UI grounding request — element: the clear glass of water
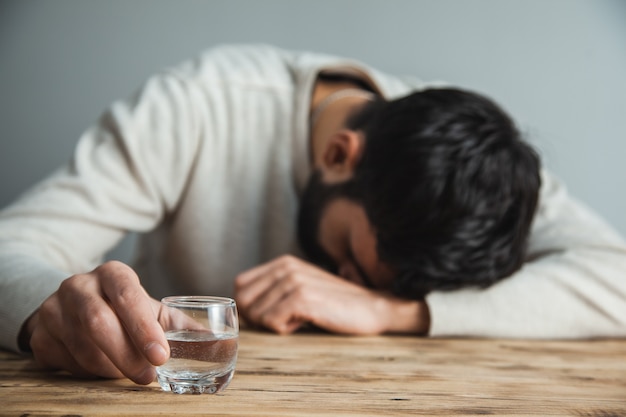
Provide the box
[156,296,239,394]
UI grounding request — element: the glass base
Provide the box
[157,369,234,395]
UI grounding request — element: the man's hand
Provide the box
[22,261,170,384]
[234,255,430,335]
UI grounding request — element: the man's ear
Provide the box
[320,129,363,183]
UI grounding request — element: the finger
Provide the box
[156,300,208,332]
[71,314,144,378]
[96,261,169,366]
[234,258,280,287]
[235,255,297,287]
[235,266,287,310]
[35,270,158,384]
[37,294,125,379]
[53,267,157,384]
[244,274,300,325]
[244,266,350,319]
[58,337,126,380]
[235,257,304,309]
[259,293,311,335]
[70,287,156,384]
[31,324,85,376]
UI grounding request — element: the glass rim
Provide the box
[161,295,236,308]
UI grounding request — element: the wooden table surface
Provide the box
[1,329,625,416]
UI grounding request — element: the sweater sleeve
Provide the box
[426,170,626,339]
[0,71,202,352]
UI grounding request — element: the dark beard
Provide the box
[296,170,362,273]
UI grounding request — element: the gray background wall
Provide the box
[1,0,625,263]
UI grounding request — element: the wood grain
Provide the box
[1,330,625,416]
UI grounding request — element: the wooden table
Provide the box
[1,330,625,416]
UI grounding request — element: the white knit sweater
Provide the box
[1,44,625,351]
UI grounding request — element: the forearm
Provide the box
[426,246,626,339]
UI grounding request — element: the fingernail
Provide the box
[145,341,168,364]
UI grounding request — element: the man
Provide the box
[0,44,624,386]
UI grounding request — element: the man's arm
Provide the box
[0,71,202,355]
[426,171,626,339]
[236,172,626,340]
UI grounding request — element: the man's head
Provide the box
[297,87,541,299]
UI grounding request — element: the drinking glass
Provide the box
[156,296,239,394]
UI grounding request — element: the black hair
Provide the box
[347,88,541,299]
